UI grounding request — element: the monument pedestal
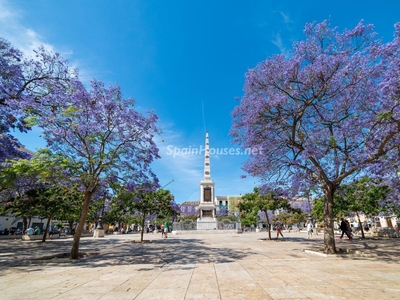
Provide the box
[93,229,105,238]
[197,218,218,230]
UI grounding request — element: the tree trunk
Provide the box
[70,190,92,259]
[265,210,272,240]
[22,217,28,233]
[356,211,365,239]
[140,212,145,242]
[323,189,336,253]
[68,220,74,233]
[42,213,53,243]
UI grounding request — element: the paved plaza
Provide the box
[0,231,399,299]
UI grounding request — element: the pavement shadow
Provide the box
[277,235,400,263]
[83,238,254,268]
[0,237,254,271]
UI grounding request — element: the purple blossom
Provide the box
[231,20,400,253]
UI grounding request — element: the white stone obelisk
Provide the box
[197,132,218,230]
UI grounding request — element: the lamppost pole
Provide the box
[94,193,106,238]
[96,204,104,230]
[307,191,313,224]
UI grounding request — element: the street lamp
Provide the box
[96,214,104,230]
[307,191,313,225]
[96,193,106,230]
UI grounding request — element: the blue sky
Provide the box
[2,0,400,203]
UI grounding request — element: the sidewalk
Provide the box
[0,231,399,299]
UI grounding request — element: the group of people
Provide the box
[160,222,169,238]
[339,218,353,240]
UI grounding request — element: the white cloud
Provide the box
[0,0,56,55]
[0,1,99,87]
[280,12,292,24]
[271,32,289,57]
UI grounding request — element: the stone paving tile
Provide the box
[218,285,273,300]
[134,287,188,300]
[186,283,220,293]
[297,285,356,300]
[99,291,142,300]
[184,292,221,300]
[345,287,398,299]
[0,232,399,299]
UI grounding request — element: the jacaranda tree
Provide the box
[36,80,160,258]
[0,38,76,162]
[114,182,177,242]
[336,178,390,239]
[231,20,400,253]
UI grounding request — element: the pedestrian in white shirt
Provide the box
[306,221,313,239]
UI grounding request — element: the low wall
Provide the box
[172,229,241,235]
[0,232,93,241]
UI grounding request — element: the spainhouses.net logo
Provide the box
[165,145,263,158]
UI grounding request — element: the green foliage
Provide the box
[217,215,237,222]
[289,212,308,226]
[335,177,390,217]
[238,187,290,239]
[240,211,258,226]
[110,184,177,241]
[275,212,290,225]
[0,151,84,238]
[56,222,63,229]
[311,197,325,221]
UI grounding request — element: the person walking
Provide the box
[345,220,353,238]
[339,218,352,240]
[363,221,369,232]
[394,224,399,238]
[276,221,284,239]
[160,224,165,238]
[306,220,313,239]
[164,221,169,238]
[34,226,41,235]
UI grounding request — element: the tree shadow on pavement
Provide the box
[85,238,254,268]
[280,235,400,263]
[0,237,255,271]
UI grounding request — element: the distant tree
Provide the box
[336,177,390,238]
[240,211,258,228]
[216,206,228,217]
[275,212,291,228]
[231,20,400,253]
[26,186,83,242]
[179,204,198,218]
[0,150,83,240]
[115,183,177,242]
[238,187,290,239]
[288,212,308,230]
[311,197,325,222]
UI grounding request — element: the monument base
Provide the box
[197,218,218,230]
[93,229,105,238]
